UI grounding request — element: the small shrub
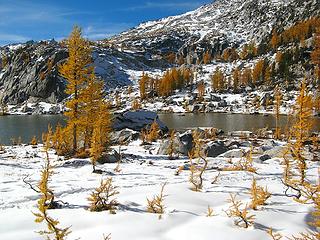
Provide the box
[189,131,208,191]
[33,138,71,240]
[88,178,119,213]
[268,228,282,240]
[223,147,257,173]
[147,121,159,142]
[132,98,141,110]
[206,206,215,217]
[147,183,166,217]
[167,130,178,160]
[250,178,271,210]
[30,136,38,146]
[114,160,122,173]
[226,194,255,228]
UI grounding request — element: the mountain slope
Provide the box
[0,0,319,105]
[0,41,168,104]
[110,0,320,56]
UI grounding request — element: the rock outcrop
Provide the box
[112,110,169,132]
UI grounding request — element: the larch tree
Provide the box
[291,81,313,185]
[232,67,240,92]
[311,28,320,86]
[59,26,94,153]
[270,29,280,50]
[203,51,212,64]
[241,67,252,86]
[211,68,225,92]
[274,86,282,140]
[139,72,149,100]
[81,73,106,149]
[90,101,112,171]
[252,60,264,86]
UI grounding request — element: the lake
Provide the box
[0,115,66,145]
[0,113,319,145]
[158,112,320,132]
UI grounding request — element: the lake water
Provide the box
[0,113,319,145]
[0,115,66,145]
[158,113,320,132]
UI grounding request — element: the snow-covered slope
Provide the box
[1,138,318,240]
[110,0,320,55]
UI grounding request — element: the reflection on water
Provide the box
[158,113,320,133]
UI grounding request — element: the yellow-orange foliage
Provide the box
[211,68,225,92]
[270,29,280,50]
[203,51,212,64]
[250,178,271,210]
[274,86,282,140]
[252,60,265,85]
[189,131,208,191]
[30,136,38,146]
[149,121,160,142]
[147,183,166,217]
[221,47,239,62]
[157,68,192,97]
[33,138,70,240]
[88,177,119,213]
[90,103,111,171]
[232,68,240,92]
[311,28,320,82]
[241,67,253,86]
[59,26,93,153]
[139,72,149,100]
[268,228,283,240]
[281,17,320,44]
[81,73,108,149]
[226,194,255,228]
[291,81,313,184]
[197,81,205,101]
[224,147,257,173]
[132,98,141,110]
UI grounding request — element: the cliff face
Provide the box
[0,40,167,105]
[0,41,68,104]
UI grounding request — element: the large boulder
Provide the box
[110,128,140,144]
[96,149,121,164]
[205,141,229,158]
[158,130,194,156]
[112,110,168,132]
[158,137,182,156]
[179,130,194,155]
[222,149,244,158]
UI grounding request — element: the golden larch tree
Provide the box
[274,86,282,140]
[81,73,106,149]
[59,26,94,153]
[311,28,320,85]
[291,81,313,184]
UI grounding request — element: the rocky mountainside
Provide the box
[0,41,168,105]
[110,0,319,57]
[0,0,319,105]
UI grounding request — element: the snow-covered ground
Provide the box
[0,137,318,240]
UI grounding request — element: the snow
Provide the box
[0,137,318,239]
